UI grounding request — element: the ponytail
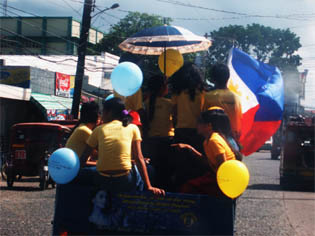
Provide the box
[103,98,132,127]
[121,109,132,127]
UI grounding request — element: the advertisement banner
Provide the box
[0,67,31,88]
[70,75,75,97]
[56,72,74,98]
[54,185,234,235]
[47,109,71,121]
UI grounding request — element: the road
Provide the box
[0,151,314,236]
[235,151,315,236]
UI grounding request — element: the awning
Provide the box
[31,93,73,121]
[0,84,31,101]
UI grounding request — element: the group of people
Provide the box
[65,62,243,197]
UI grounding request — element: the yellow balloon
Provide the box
[217,160,250,199]
[158,49,184,77]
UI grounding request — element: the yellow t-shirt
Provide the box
[145,97,174,137]
[203,89,242,136]
[203,132,235,172]
[114,89,143,111]
[87,120,142,172]
[171,90,203,129]
[66,124,92,158]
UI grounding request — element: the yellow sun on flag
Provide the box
[228,79,243,97]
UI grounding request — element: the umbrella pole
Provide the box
[164,45,167,79]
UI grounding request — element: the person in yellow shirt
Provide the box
[169,62,206,150]
[172,108,242,196]
[168,62,207,190]
[203,63,242,140]
[80,97,164,196]
[143,75,174,189]
[66,101,99,159]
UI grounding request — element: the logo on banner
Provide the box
[56,72,73,98]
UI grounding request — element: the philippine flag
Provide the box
[227,48,284,156]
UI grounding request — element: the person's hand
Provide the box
[148,186,165,196]
[144,157,151,164]
[171,143,192,150]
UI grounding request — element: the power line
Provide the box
[0,27,112,70]
[60,0,82,17]
[155,0,313,21]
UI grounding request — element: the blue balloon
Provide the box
[111,62,143,97]
[48,148,80,184]
[105,94,114,101]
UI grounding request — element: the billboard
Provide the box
[0,67,30,88]
[55,72,74,98]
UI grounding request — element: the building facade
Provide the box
[0,16,104,55]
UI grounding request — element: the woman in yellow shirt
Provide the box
[143,75,174,189]
[169,62,206,150]
[172,108,241,195]
[168,62,207,189]
[80,97,164,196]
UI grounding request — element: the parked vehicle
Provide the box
[280,115,315,188]
[5,121,76,190]
[257,137,273,152]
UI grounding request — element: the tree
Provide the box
[206,24,302,73]
[96,12,172,84]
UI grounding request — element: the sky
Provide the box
[2,0,315,108]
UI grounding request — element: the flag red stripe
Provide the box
[240,120,281,155]
[240,104,260,143]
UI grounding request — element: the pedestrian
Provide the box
[80,97,165,196]
[203,63,242,141]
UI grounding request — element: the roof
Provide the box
[0,53,119,90]
[31,92,73,110]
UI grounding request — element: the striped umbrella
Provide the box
[119,25,211,55]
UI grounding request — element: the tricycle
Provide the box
[5,122,76,190]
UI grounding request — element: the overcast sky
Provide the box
[3,0,315,107]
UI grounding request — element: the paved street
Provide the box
[0,151,314,236]
[235,152,315,236]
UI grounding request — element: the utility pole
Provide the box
[71,0,94,119]
[71,1,119,119]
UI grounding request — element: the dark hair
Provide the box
[69,101,99,135]
[198,109,232,137]
[80,101,99,124]
[169,62,205,101]
[102,97,132,127]
[198,109,243,161]
[209,63,230,88]
[147,75,166,122]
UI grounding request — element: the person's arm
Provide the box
[213,154,225,172]
[132,140,165,196]
[171,143,203,157]
[80,145,93,168]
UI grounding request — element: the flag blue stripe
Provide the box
[231,48,284,121]
[131,25,183,37]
